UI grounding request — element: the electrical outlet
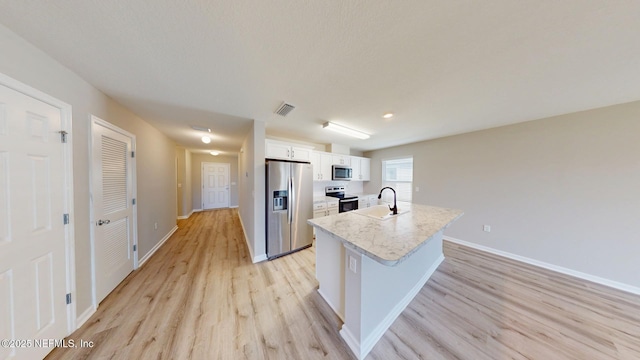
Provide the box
[483,225,491,232]
[415,186,420,192]
[349,256,357,273]
[154,222,158,230]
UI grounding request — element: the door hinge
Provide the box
[131,151,135,158]
[66,293,72,305]
[132,198,136,205]
[59,131,68,143]
[63,213,70,225]
[133,244,137,252]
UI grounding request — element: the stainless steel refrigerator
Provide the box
[266,160,313,259]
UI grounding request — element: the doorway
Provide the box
[90,116,137,305]
[0,73,75,359]
[202,162,230,209]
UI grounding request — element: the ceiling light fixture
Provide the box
[383,112,394,119]
[210,151,220,156]
[322,122,370,139]
[201,136,211,144]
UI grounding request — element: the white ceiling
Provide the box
[2,1,640,153]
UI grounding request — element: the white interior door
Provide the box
[91,117,135,304]
[0,82,69,359]
[202,162,229,209]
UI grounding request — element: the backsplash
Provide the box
[313,181,364,197]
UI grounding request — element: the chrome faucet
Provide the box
[377,187,398,215]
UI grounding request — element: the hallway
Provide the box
[46,209,640,359]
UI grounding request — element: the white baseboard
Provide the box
[253,254,267,262]
[75,305,96,329]
[138,225,178,267]
[177,210,194,220]
[340,327,363,360]
[367,254,444,358]
[192,208,202,212]
[318,289,344,321]
[229,205,239,209]
[444,236,640,296]
[237,214,267,263]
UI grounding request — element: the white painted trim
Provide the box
[192,208,203,212]
[443,236,640,296]
[229,205,239,209]
[237,213,267,263]
[341,254,445,359]
[138,225,179,267]
[339,327,362,360]
[177,210,194,220]
[253,254,268,263]
[75,305,97,329]
[0,73,78,334]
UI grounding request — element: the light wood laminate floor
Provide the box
[47,209,640,359]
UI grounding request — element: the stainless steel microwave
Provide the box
[332,165,352,181]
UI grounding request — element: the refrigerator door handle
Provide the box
[288,176,294,224]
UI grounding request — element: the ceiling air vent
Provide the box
[274,102,295,117]
[191,125,211,132]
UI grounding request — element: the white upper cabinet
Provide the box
[311,151,333,181]
[332,154,351,166]
[266,139,313,162]
[351,156,370,181]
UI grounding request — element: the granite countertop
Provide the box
[313,196,339,203]
[307,202,463,266]
[350,192,378,198]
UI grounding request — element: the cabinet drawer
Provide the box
[327,201,339,209]
[313,202,328,211]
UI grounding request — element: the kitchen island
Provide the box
[307,202,463,360]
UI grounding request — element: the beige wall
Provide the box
[0,24,177,316]
[239,120,266,261]
[191,153,239,209]
[175,147,193,218]
[365,102,640,289]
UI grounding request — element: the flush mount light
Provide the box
[201,136,211,144]
[322,122,370,139]
[383,112,394,119]
[210,151,220,156]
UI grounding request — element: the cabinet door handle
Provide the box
[292,150,295,158]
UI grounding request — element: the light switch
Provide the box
[349,256,357,273]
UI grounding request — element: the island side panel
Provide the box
[341,231,445,359]
[315,228,346,320]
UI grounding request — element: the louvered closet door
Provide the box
[92,118,134,304]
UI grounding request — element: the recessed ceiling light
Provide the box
[383,113,394,119]
[322,122,370,139]
[210,151,219,156]
[201,136,211,144]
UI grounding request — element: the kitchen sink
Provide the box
[353,205,410,220]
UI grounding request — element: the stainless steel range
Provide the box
[325,186,358,213]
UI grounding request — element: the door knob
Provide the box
[97,219,111,226]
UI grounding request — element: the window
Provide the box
[381,157,413,203]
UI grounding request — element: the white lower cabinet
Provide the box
[357,194,379,209]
